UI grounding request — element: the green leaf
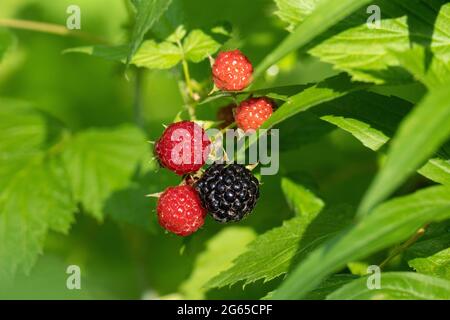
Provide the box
[132,40,183,69]
[260,74,370,130]
[272,186,450,299]
[393,45,450,89]
[64,40,182,69]
[309,1,450,84]
[311,92,450,186]
[166,25,187,43]
[263,274,358,300]
[127,0,173,64]
[63,45,128,62]
[183,29,221,63]
[254,0,373,79]
[274,0,322,32]
[405,221,450,263]
[180,227,256,299]
[314,92,413,152]
[327,272,450,300]
[62,125,150,221]
[419,158,450,186]
[409,248,450,281]
[281,177,324,221]
[321,115,388,151]
[359,86,450,216]
[0,101,76,281]
[207,205,354,289]
[0,28,14,61]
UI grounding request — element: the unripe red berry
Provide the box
[235,97,274,131]
[212,50,253,91]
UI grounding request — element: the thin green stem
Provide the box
[379,224,428,269]
[181,59,195,100]
[133,68,145,128]
[0,18,107,43]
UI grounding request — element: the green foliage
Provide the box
[180,227,256,299]
[127,0,173,64]
[0,28,14,61]
[409,248,450,280]
[1,0,450,300]
[62,126,150,221]
[254,0,373,78]
[327,272,450,300]
[208,204,354,289]
[359,86,450,215]
[309,1,450,84]
[66,29,222,70]
[0,101,76,281]
[272,186,450,299]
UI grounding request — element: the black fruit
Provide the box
[194,163,260,223]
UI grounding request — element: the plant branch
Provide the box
[0,18,107,43]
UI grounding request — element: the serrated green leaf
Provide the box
[62,125,149,221]
[309,1,450,84]
[311,92,450,186]
[207,205,354,289]
[183,30,220,63]
[409,248,450,280]
[274,0,322,32]
[0,101,76,281]
[260,74,370,130]
[272,186,450,299]
[392,46,450,89]
[254,0,373,79]
[127,0,173,64]
[281,177,324,221]
[327,272,450,300]
[180,227,256,299]
[132,40,183,69]
[359,86,450,216]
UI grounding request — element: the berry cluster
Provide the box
[212,50,274,131]
[154,49,271,236]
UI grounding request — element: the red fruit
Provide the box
[155,121,211,175]
[212,50,253,91]
[157,185,207,236]
[235,97,274,131]
[217,103,236,129]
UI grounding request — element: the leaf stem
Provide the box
[133,68,145,128]
[379,224,429,269]
[0,18,107,43]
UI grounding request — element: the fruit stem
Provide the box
[0,18,107,43]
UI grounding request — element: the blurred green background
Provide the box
[0,0,423,299]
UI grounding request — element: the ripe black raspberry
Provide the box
[194,164,260,223]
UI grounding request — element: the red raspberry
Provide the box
[155,121,211,175]
[217,103,236,129]
[157,185,207,236]
[212,50,253,91]
[235,97,274,131]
